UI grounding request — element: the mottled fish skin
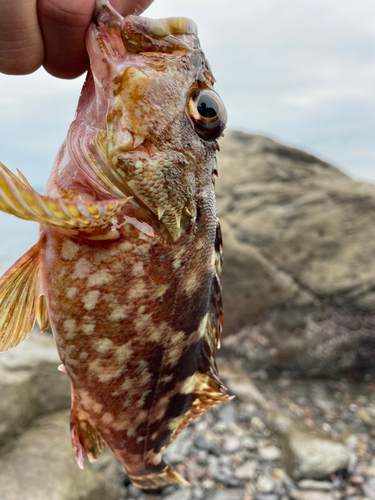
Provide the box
[0,0,228,489]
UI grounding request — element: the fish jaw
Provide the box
[73,5,222,241]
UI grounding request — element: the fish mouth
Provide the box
[93,0,198,53]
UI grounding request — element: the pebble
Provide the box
[297,480,334,491]
[255,495,280,500]
[194,434,215,454]
[224,437,241,452]
[256,475,276,493]
[259,445,281,461]
[242,436,258,450]
[362,477,375,500]
[205,489,246,500]
[163,487,192,500]
[362,467,375,477]
[127,484,143,498]
[234,460,257,480]
[289,490,336,500]
[218,404,238,423]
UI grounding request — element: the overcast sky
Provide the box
[0,0,374,267]
[1,0,375,187]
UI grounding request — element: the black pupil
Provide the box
[197,94,218,119]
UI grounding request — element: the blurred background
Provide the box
[1,1,375,500]
[0,0,375,272]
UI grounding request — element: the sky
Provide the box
[0,0,374,268]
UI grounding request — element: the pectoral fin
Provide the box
[0,242,41,352]
[0,163,130,230]
[37,295,50,331]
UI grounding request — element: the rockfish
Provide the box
[0,0,228,489]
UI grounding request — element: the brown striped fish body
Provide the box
[0,0,228,489]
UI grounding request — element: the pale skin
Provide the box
[0,0,154,79]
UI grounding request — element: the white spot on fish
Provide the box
[102,412,114,424]
[95,338,114,354]
[110,304,130,321]
[61,240,80,260]
[132,261,145,277]
[66,287,78,299]
[128,281,146,299]
[82,290,100,310]
[135,313,152,331]
[63,319,76,339]
[87,269,113,287]
[73,258,93,279]
[88,359,123,382]
[119,241,134,252]
[134,244,149,255]
[82,323,95,335]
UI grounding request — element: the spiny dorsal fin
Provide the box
[0,242,41,352]
[0,163,130,230]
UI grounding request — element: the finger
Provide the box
[110,0,155,17]
[37,0,95,79]
[38,0,155,79]
[0,0,44,75]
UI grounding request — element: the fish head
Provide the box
[80,1,227,241]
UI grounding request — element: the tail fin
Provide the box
[129,465,189,489]
[0,242,42,351]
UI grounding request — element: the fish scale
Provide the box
[0,0,228,489]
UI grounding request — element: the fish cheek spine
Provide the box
[0,0,228,490]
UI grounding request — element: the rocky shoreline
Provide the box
[1,330,375,500]
[1,131,375,500]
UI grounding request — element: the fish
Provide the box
[0,0,229,489]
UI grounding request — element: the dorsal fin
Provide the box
[0,163,130,230]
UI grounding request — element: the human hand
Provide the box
[0,0,154,79]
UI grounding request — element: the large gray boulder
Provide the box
[217,131,375,373]
[0,328,70,445]
[0,411,122,500]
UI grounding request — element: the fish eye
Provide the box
[187,89,227,141]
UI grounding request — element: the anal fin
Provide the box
[70,402,107,468]
[0,163,130,230]
[0,242,41,352]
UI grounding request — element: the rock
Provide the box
[269,412,355,481]
[256,475,276,493]
[258,445,281,461]
[217,131,375,374]
[217,364,269,409]
[223,437,241,452]
[289,491,336,500]
[297,480,333,491]
[163,487,192,500]
[194,434,216,454]
[362,477,375,500]
[255,495,280,500]
[205,489,246,500]
[218,403,238,423]
[356,407,375,427]
[0,411,121,500]
[0,328,70,445]
[234,460,257,480]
